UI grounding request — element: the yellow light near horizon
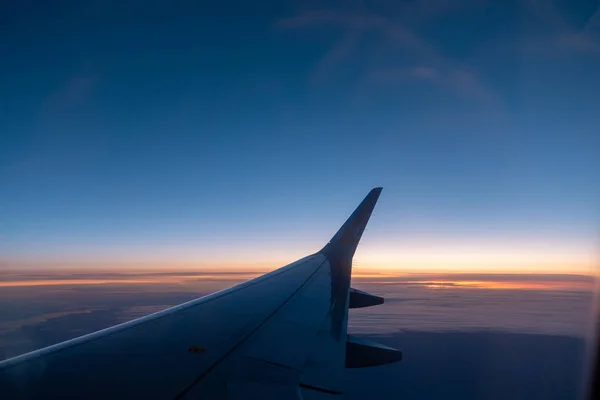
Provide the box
[0,273,262,288]
[354,241,598,275]
[0,279,158,287]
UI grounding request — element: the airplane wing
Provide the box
[0,187,401,399]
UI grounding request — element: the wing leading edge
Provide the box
[0,187,397,399]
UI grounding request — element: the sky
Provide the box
[1,0,599,274]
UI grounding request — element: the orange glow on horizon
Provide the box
[0,266,594,292]
[0,279,158,287]
[410,280,594,291]
[1,237,597,276]
[0,273,262,288]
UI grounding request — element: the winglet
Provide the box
[320,187,382,263]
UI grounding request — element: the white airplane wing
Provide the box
[0,187,401,399]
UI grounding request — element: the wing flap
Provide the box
[349,288,384,308]
[345,335,402,368]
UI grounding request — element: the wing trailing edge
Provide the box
[345,335,402,368]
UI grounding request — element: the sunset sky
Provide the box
[1,1,598,276]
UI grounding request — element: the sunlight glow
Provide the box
[355,239,598,275]
[413,280,593,291]
[0,273,261,288]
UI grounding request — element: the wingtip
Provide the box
[321,187,383,260]
[367,187,383,206]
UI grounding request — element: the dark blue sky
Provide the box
[1,0,598,272]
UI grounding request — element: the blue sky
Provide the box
[1,0,598,272]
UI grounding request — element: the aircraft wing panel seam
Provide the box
[173,258,329,399]
[299,382,343,395]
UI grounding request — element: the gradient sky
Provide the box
[1,1,599,273]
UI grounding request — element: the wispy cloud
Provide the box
[556,32,600,54]
[0,68,105,177]
[522,0,600,55]
[367,66,438,83]
[570,5,600,54]
[586,5,600,33]
[275,7,503,111]
[42,70,98,115]
[276,0,600,115]
[411,66,438,79]
[309,31,362,85]
[0,310,100,336]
